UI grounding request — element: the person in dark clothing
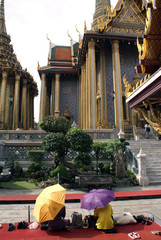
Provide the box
[48,206,73,232]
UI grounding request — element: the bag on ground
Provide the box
[71,211,82,227]
[114,212,137,225]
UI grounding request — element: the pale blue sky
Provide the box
[4,0,118,122]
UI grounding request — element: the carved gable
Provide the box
[105,0,145,37]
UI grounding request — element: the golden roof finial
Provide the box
[46,33,51,44]
[67,31,73,56]
[37,61,40,70]
[84,20,87,32]
[75,25,82,49]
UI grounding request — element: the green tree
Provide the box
[92,141,107,173]
[40,116,72,168]
[66,127,93,168]
[39,115,71,134]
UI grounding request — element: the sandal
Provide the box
[128,232,141,239]
[151,231,161,235]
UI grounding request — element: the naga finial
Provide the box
[46,34,51,44]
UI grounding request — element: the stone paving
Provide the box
[0,185,161,224]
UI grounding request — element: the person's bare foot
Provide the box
[65,226,73,232]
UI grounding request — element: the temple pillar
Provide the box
[26,84,30,129]
[50,76,55,115]
[80,66,84,128]
[82,64,86,129]
[12,73,20,129]
[78,74,81,128]
[88,39,97,129]
[0,71,7,129]
[39,73,47,121]
[112,40,124,133]
[21,79,27,129]
[86,52,89,129]
[54,73,60,116]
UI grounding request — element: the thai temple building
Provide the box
[0,0,38,130]
[126,0,161,136]
[38,0,148,136]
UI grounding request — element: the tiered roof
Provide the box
[0,0,38,95]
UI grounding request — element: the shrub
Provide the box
[42,133,69,158]
[126,170,138,185]
[73,153,92,166]
[27,150,45,163]
[39,116,71,134]
[50,165,70,180]
[66,127,93,153]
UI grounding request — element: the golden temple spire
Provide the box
[0,0,7,34]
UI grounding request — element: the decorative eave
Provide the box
[78,32,139,66]
[38,64,78,77]
[136,0,161,74]
[126,67,161,108]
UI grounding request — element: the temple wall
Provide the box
[119,42,139,88]
[105,41,140,124]
[59,75,78,123]
[105,42,113,123]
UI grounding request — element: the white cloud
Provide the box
[4,0,118,122]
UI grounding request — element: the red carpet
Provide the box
[0,222,161,240]
[0,189,161,203]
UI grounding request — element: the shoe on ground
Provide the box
[128,232,141,239]
[8,223,15,231]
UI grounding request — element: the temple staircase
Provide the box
[128,131,161,184]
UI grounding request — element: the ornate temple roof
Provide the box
[38,41,79,75]
[0,0,38,96]
[137,0,161,74]
[90,0,145,36]
[0,0,22,72]
[126,0,161,110]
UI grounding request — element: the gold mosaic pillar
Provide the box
[54,73,60,116]
[112,40,124,133]
[82,64,86,129]
[0,71,7,129]
[26,84,30,129]
[50,76,55,115]
[78,74,81,128]
[39,73,47,121]
[80,65,84,128]
[86,52,89,129]
[12,73,20,129]
[88,39,97,129]
[21,79,27,129]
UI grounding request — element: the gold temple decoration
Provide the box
[84,20,87,32]
[97,18,105,32]
[96,0,125,32]
[136,107,161,134]
[63,104,73,122]
[75,25,82,49]
[67,31,73,56]
[123,75,132,97]
[37,61,40,70]
[137,37,149,61]
[143,100,161,124]
[46,33,51,44]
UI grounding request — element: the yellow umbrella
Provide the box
[33,184,66,223]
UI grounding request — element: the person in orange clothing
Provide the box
[94,203,117,234]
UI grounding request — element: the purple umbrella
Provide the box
[80,189,115,210]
